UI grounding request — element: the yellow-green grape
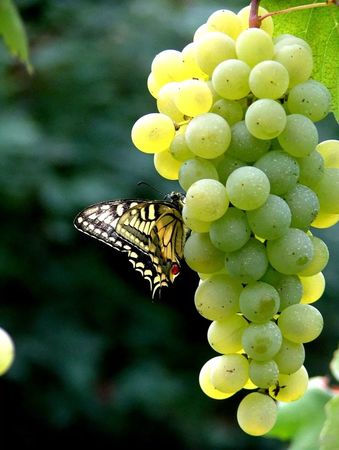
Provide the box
[274,34,312,52]
[151,49,191,86]
[181,42,208,80]
[185,113,231,159]
[237,5,274,36]
[182,206,211,233]
[206,9,242,39]
[236,28,274,67]
[156,82,186,123]
[193,23,209,42]
[269,366,309,402]
[169,132,195,162]
[283,184,319,230]
[274,338,305,375]
[229,120,272,163]
[179,157,219,191]
[193,273,242,320]
[314,168,339,213]
[274,44,313,88]
[242,321,282,361]
[194,31,236,76]
[249,359,279,389]
[278,304,323,343]
[131,113,175,153]
[317,139,339,168]
[239,281,280,323]
[261,266,303,310]
[249,60,289,99]
[237,392,277,436]
[216,154,246,184]
[207,314,249,354]
[300,272,326,304]
[245,99,287,140]
[211,99,244,125]
[298,236,329,276]
[174,79,213,117]
[210,354,249,393]
[311,210,339,228]
[199,357,235,399]
[0,328,15,375]
[184,233,225,275]
[278,114,319,158]
[153,150,181,180]
[147,72,161,98]
[212,59,251,100]
[297,150,324,189]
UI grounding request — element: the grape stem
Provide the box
[249,0,338,28]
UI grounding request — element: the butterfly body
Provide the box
[74,192,189,298]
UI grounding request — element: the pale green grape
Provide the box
[178,157,219,191]
[206,9,242,39]
[261,267,303,310]
[278,304,323,343]
[242,321,282,361]
[249,359,279,389]
[227,121,270,163]
[131,113,175,153]
[287,80,331,122]
[182,205,211,233]
[185,178,229,221]
[297,150,324,188]
[207,314,249,354]
[0,328,15,375]
[184,233,225,275]
[311,210,339,229]
[249,60,289,99]
[239,281,280,323]
[269,366,309,402]
[267,228,313,274]
[209,207,251,252]
[236,28,274,67]
[211,99,243,125]
[283,184,320,230]
[156,82,186,123]
[300,272,325,304]
[199,357,235,399]
[274,44,313,87]
[254,150,300,195]
[194,273,242,320]
[317,139,339,169]
[193,23,209,42]
[210,354,249,393]
[212,59,251,100]
[245,99,287,140]
[153,149,181,180]
[195,31,236,76]
[175,79,213,117]
[237,6,274,36]
[246,194,291,240]
[274,34,311,52]
[169,132,195,162]
[314,168,339,213]
[181,42,208,80]
[225,238,268,283]
[237,392,277,436]
[278,114,318,157]
[274,338,305,375]
[225,166,270,210]
[151,49,191,85]
[185,113,231,159]
[147,72,161,98]
[216,154,246,184]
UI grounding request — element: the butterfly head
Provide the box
[165,191,185,210]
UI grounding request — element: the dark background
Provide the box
[0,0,338,448]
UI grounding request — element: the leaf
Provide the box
[320,395,339,450]
[0,0,32,73]
[261,0,339,121]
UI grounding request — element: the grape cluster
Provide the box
[131,5,338,436]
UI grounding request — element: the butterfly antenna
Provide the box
[137,181,164,197]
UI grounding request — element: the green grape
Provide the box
[287,80,331,122]
[283,184,320,230]
[0,328,15,375]
[207,314,249,354]
[274,44,313,87]
[212,59,251,100]
[185,179,229,221]
[236,28,274,67]
[261,267,303,310]
[249,359,279,389]
[182,205,211,233]
[156,82,186,123]
[267,228,313,274]
[246,194,291,240]
[227,121,270,163]
[225,166,270,210]
[178,157,219,191]
[193,23,209,42]
[210,354,249,393]
[181,42,208,80]
[242,321,282,361]
[216,154,246,184]
[184,233,225,275]
[300,272,325,304]
[131,113,175,153]
[151,49,191,86]
[194,273,242,320]
[237,392,277,436]
[169,132,195,162]
[311,210,339,229]
[274,34,311,52]
[317,139,339,169]
[274,338,305,375]
[225,238,268,283]
[209,207,251,252]
[239,281,280,323]
[153,149,181,180]
[174,79,213,117]
[314,168,339,213]
[254,150,300,195]
[147,72,161,98]
[185,113,231,159]
[269,366,309,402]
[199,357,235,399]
[206,9,242,39]
[278,304,323,343]
[245,99,287,140]
[297,150,324,188]
[237,6,274,36]
[195,31,236,76]
[278,114,319,157]
[249,60,289,99]
[211,98,244,125]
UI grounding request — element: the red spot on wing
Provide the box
[171,263,180,276]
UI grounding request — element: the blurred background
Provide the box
[0,0,338,448]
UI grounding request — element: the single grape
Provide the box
[274,34,311,52]
[182,205,211,233]
[210,354,249,393]
[300,272,326,304]
[237,393,277,436]
[316,139,339,169]
[209,207,250,252]
[199,357,235,399]
[184,232,225,274]
[274,338,305,375]
[278,304,323,343]
[131,113,175,153]
[174,79,213,117]
[249,359,279,389]
[151,49,191,85]
[156,82,186,123]
[314,168,339,213]
[274,44,313,87]
[195,31,236,76]
[283,184,320,230]
[147,72,161,98]
[169,132,195,162]
[216,154,246,184]
[207,314,249,354]
[278,114,319,158]
[261,267,303,310]
[269,366,309,402]
[239,281,280,323]
[212,59,251,100]
[211,99,244,125]
[0,328,15,375]
[153,149,182,180]
[287,80,331,122]
[206,9,242,39]
[311,210,339,229]
[245,99,287,140]
[236,28,274,67]
[181,42,208,80]
[242,321,282,361]
[298,236,329,276]
[297,150,324,188]
[249,60,289,99]
[178,157,219,191]
[227,121,271,163]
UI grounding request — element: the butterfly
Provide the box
[74,192,190,298]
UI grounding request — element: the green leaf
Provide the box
[0,0,32,73]
[329,347,339,381]
[320,395,339,450]
[261,0,339,121]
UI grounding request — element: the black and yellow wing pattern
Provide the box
[74,192,189,298]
